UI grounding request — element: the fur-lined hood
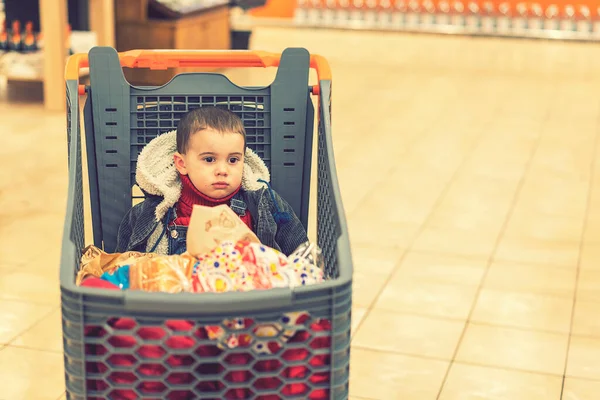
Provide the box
[136,130,270,221]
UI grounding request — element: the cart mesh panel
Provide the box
[131,95,271,187]
[83,312,332,399]
[66,83,85,266]
[316,89,340,280]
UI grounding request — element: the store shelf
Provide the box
[0,31,95,82]
[291,1,600,42]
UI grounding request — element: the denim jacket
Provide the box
[114,130,308,256]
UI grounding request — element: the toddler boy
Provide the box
[115,106,308,256]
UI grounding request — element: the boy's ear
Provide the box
[173,153,188,175]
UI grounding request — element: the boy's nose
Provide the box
[215,164,228,176]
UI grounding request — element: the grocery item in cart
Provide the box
[187,203,260,258]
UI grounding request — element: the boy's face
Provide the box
[174,129,244,199]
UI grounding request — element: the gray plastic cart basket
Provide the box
[61,46,352,400]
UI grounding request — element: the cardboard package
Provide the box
[186,204,260,257]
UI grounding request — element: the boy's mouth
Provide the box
[212,182,229,189]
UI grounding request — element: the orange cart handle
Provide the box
[66,49,331,93]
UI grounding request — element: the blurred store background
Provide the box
[2,0,600,109]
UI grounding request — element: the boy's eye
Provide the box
[229,157,240,164]
[203,157,215,163]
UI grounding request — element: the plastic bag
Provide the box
[190,240,325,294]
[129,253,196,293]
[289,241,326,272]
[77,245,154,285]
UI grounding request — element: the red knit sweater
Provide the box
[171,174,252,230]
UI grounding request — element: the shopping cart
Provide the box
[61,46,353,399]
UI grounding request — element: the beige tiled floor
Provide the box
[2,26,600,399]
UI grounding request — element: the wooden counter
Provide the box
[115,0,231,86]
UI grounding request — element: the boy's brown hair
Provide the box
[176,106,246,154]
